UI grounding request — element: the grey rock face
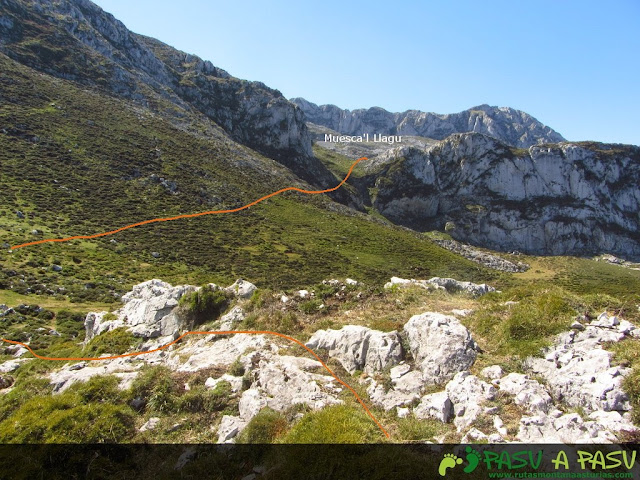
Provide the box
[84,279,195,342]
[497,373,553,414]
[292,98,565,149]
[370,134,640,260]
[517,412,617,443]
[445,372,497,431]
[224,280,257,300]
[403,312,478,384]
[414,391,453,423]
[306,325,403,374]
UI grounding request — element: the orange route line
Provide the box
[10,156,368,250]
[1,330,390,438]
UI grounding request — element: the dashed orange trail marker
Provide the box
[6,156,389,436]
[10,157,368,250]
[1,330,390,438]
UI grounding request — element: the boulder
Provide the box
[497,373,553,414]
[224,279,257,299]
[480,365,503,381]
[84,279,195,342]
[139,417,160,432]
[306,325,403,374]
[255,355,342,413]
[414,391,453,422]
[403,312,478,384]
[218,306,245,330]
[366,378,421,411]
[49,361,139,393]
[217,415,247,443]
[84,312,124,343]
[517,412,617,443]
[239,388,268,420]
[120,279,193,340]
[445,371,496,431]
[175,334,269,372]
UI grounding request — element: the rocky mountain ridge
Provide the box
[355,133,640,260]
[0,0,345,193]
[292,97,566,148]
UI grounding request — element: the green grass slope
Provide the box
[0,53,492,306]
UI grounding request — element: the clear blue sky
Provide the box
[92,0,640,145]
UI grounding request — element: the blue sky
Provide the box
[92,0,640,145]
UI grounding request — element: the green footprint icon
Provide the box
[463,446,481,474]
[438,453,463,476]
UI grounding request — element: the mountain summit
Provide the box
[291,98,565,148]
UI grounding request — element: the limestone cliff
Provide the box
[366,134,640,259]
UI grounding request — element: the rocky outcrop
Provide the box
[291,98,564,148]
[432,238,529,273]
[369,134,640,260]
[383,276,495,296]
[403,312,478,384]
[84,279,195,343]
[446,372,497,431]
[216,351,343,442]
[526,312,636,414]
[306,325,403,374]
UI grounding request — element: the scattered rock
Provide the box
[426,277,495,296]
[384,276,494,296]
[0,375,14,389]
[139,417,160,432]
[51,264,63,272]
[462,428,489,443]
[432,238,529,272]
[404,312,478,384]
[517,412,616,443]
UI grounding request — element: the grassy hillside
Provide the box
[0,53,494,306]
